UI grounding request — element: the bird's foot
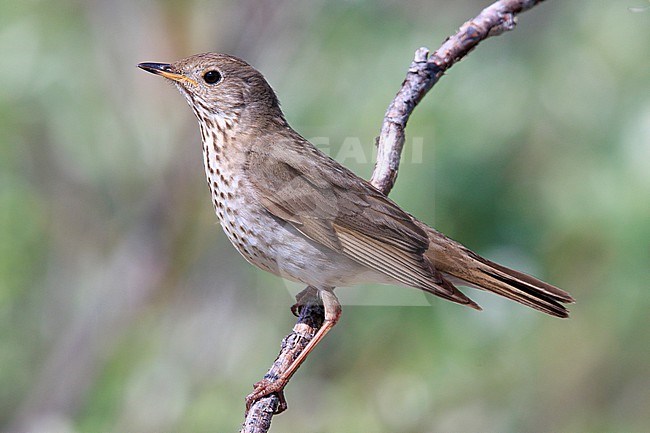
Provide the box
[245,378,288,415]
[290,286,320,317]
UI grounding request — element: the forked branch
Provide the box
[241,1,546,431]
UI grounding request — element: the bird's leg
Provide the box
[290,285,320,317]
[246,289,342,414]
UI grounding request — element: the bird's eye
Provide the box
[203,70,222,84]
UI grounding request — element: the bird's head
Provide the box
[138,52,284,125]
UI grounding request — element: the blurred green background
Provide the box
[1,1,649,432]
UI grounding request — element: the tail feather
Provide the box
[472,266,570,318]
[478,255,575,303]
[423,227,574,318]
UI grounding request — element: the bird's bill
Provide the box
[137,62,198,86]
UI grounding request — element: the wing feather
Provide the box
[243,134,477,306]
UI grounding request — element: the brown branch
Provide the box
[241,0,546,430]
[371,0,545,192]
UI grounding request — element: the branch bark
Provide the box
[241,0,546,431]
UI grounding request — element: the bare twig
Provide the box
[371,0,545,192]
[241,291,323,432]
[241,0,546,430]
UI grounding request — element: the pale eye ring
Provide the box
[203,70,222,84]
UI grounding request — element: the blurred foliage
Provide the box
[1,0,649,432]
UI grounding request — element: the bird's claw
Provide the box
[245,379,288,415]
[290,302,302,318]
[291,286,320,317]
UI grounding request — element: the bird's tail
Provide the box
[423,226,575,318]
